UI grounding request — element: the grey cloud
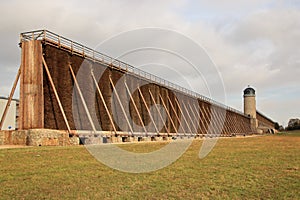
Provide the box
[0,0,298,125]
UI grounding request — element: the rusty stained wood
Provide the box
[0,67,21,130]
[42,56,71,133]
[19,40,44,129]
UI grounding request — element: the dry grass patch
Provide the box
[0,132,299,199]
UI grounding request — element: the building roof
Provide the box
[243,86,255,96]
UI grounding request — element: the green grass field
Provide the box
[0,131,299,199]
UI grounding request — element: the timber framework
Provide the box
[0,30,276,145]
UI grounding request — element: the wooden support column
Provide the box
[159,94,178,134]
[137,87,159,134]
[149,89,170,135]
[223,112,231,136]
[109,76,134,134]
[231,114,237,133]
[19,40,44,130]
[178,99,198,134]
[69,64,97,133]
[187,102,201,134]
[124,81,147,134]
[91,71,117,134]
[201,103,211,135]
[212,107,226,136]
[191,102,205,135]
[0,67,21,130]
[42,56,71,133]
[229,113,237,133]
[167,95,187,134]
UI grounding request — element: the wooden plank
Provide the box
[42,56,71,133]
[187,101,200,134]
[124,81,147,134]
[0,67,21,130]
[19,40,44,129]
[179,99,198,134]
[173,97,193,134]
[194,102,204,134]
[166,95,186,134]
[69,64,97,133]
[91,71,117,134]
[109,76,134,134]
[137,87,159,133]
[148,89,170,135]
[159,94,178,134]
[200,103,211,135]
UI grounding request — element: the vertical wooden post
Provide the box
[0,67,21,130]
[19,40,44,130]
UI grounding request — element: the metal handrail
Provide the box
[20,30,248,118]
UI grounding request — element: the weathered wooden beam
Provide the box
[148,89,170,135]
[213,107,226,135]
[167,95,187,134]
[91,71,117,134]
[0,67,21,130]
[69,64,97,133]
[178,99,198,134]
[42,56,71,133]
[191,102,204,135]
[159,94,178,134]
[137,87,159,133]
[187,101,200,134]
[201,103,211,135]
[124,80,147,134]
[109,76,134,134]
[19,40,44,129]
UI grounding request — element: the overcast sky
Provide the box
[0,0,299,126]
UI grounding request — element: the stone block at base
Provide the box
[0,129,80,146]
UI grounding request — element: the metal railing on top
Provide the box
[20,30,248,117]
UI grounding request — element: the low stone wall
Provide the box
[0,129,79,146]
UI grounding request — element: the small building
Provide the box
[0,97,19,130]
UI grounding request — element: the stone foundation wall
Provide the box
[0,129,79,146]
